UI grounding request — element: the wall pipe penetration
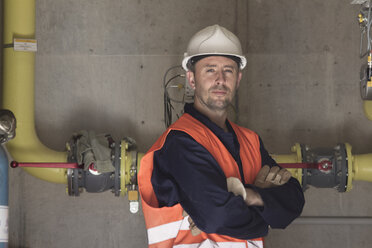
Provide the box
[2,0,372,226]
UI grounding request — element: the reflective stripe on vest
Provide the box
[139,113,264,247]
[173,239,263,248]
[148,217,190,245]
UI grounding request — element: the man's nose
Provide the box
[215,70,226,84]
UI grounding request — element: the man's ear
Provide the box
[187,71,196,89]
[236,71,242,89]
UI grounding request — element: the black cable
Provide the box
[163,66,183,128]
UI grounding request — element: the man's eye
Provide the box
[224,69,233,73]
[206,69,215,73]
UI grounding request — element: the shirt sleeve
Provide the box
[259,136,278,168]
[251,137,305,228]
[152,130,269,240]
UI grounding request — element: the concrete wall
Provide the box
[2,0,372,247]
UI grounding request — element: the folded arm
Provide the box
[152,131,269,239]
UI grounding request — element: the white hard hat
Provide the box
[182,24,247,71]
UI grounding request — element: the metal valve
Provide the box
[360,54,372,99]
[10,132,143,214]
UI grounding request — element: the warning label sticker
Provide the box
[13,38,37,52]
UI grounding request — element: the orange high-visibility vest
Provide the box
[138,113,264,248]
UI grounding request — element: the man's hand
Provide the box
[254,165,292,189]
[227,177,264,206]
[182,210,202,236]
[244,188,264,206]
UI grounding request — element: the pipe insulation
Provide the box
[2,0,67,184]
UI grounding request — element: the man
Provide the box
[139,25,305,248]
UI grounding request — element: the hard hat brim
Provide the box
[182,53,247,71]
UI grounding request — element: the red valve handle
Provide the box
[279,160,332,172]
[10,161,81,169]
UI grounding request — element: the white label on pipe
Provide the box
[0,206,8,242]
[13,38,37,52]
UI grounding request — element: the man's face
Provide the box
[187,56,242,112]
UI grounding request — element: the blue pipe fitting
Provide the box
[0,145,9,247]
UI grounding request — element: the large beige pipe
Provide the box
[2,0,67,184]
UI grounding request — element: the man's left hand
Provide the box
[254,165,292,189]
[183,210,202,236]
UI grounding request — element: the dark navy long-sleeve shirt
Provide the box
[151,103,304,239]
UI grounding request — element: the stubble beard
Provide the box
[196,84,236,112]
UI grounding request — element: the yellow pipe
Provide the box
[353,152,372,182]
[344,143,354,192]
[271,143,303,184]
[272,143,372,191]
[120,139,144,196]
[363,101,372,121]
[2,0,67,184]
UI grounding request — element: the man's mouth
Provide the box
[211,90,227,96]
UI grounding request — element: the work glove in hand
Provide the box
[254,165,292,188]
[227,177,263,206]
[226,177,247,200]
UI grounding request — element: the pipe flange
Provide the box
[335,144,348,192]
[66,168,80,196]
[114,142,121,196]
[360,64,372,100]
[67,168,74,196]
[301,144,312,191]
[73,168,80,196]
